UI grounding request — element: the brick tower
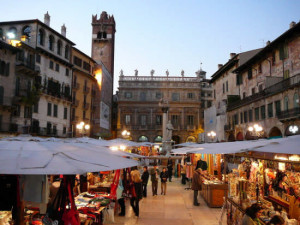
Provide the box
[91,11,116,77]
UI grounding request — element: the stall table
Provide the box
[200,181,227,208]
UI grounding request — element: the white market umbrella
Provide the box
[0,140,139,175]
[174,142,199,148]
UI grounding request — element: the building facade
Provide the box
[117,70,212,144]
[71,47,96,137]
[0,13,75,137]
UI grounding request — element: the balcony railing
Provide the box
[227,73,300,111]
[16,57,40,75]
[277,107,300,121]
[120,76,202,82]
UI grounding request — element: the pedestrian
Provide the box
[141,166,149,197]
[195,158,208,171]
[191,168,202,206]
[241,203,263,225]
[150,164,160,196]
[117,171,126,216]
[167,157,173,182]
[130,167,143,217]
[181,163,187,185]
[160,167,168,195]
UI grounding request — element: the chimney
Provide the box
[61,24,66,37]
[230,53,236,59]
[290,21,296,29]
[218,64,223,69]
[266,40,271,45]
[44,12,50,26]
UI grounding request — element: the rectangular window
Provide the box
[268,103,273,118]
[49,60,54,69]
[71,108,75,121]
[36,54,41,63]
[47,122,52,135]
[53,104,58,117]
[156,115,162,125]
[53,125,57,136]
[240,112,243,124]
[156,92,162,99]
[248,109,253,122]
[124,92,132,99]
[223,83,225,93]
[236,74,243,85]
[255,107,260,121]
[63,127,66,134]
[261,105,266,119]
[171,115,179,125]
[279,44,288,60]
[187,115,194,125]
[83,111,86,120]
[248,68,252,79]
[65,68,69,76]
[55,63,59,72]
[73,56,82,67]
[140,115,147,125]
[187,93,194,99]
[47,102,52,116]
[64,107,67,119]
[226,81,228,92]
[214,89,216,99]
[258,64,262,73]
[83,61,91,72]
[233,114,238,126]
[33,102,39,113]
[24,106,32,118]
[244,111,248,123]
[275,100,281,117]
[125,115,131,125]
[172,93,180,101]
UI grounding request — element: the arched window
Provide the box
[102,32,107,39]
[284,96,289,111]
[97,32,102,39]
[138,136,149,142]
[65,45,69,59]
[22,26,31,39]
[57,40,62,55]
[38,29,44,46]
[7,27,17,39]
[294,93,299,108]
[154,136,162,143]
[48,35,54,51]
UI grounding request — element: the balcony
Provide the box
[83,103,90,110]
[227,73,300,111]
[72,82,80,89]
[72,99,79,107]
[83,86,90,94]
[16,58,40,76]
[277,108,300,121]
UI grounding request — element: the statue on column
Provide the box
[150,69,155,77]
[166,120,174,141]
[120,69,124,76]
[181,70,185,77]
[166,70,169,77]
[134,69,138,77]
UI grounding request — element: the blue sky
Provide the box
[1,0,299,93]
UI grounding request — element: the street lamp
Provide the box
[76,121,90,137]
[122,130,130,139]
[207,131,216,142]
[289,125,299,134]
[248,124,263,139]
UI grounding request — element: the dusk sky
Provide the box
[1,0,299,93]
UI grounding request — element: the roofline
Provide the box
[0,19,75,45]
[210,55,239,83]
[73,47,97,63]
[233,21,300,73]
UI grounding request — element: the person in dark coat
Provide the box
[150,165,160,196]
[130,167,143,217]
[196,159,208,171]
[191,168,202,206]
[141,166,149,197]
[160,167,168,195]
[167,157,173,182]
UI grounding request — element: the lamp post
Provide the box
[207,131,216,142]
[121,130,130,140]
[76,121,90,137]
[248,124,263,139]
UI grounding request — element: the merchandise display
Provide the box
[226,154,300,224]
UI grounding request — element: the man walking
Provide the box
[191,168,202,206]
[160,167,168,195]
[141,166,149,197]
[150,165,159,196]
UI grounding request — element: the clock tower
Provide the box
[91,11,116,77]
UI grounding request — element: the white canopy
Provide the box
[0,139,139,175]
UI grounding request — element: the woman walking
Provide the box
[160,167,168,195]
[130,167,143,217]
